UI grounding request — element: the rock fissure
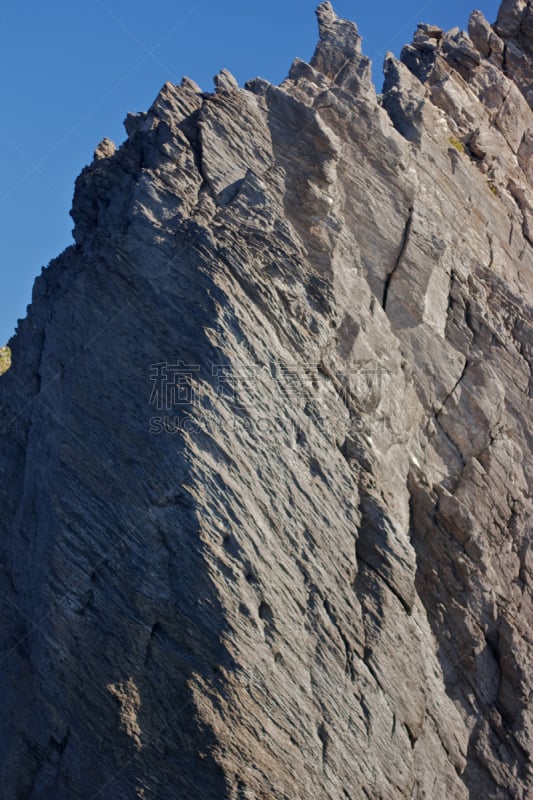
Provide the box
[382,206,414,311]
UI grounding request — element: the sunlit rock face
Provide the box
[0,1,531,798]
[0,347,10,375]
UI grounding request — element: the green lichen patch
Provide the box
[448,136,465,153]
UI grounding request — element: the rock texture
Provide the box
[0,1,532,798]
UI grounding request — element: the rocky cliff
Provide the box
[0,1,532,797]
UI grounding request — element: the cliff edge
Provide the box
[0,1,531,797]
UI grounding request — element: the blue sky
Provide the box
[0,0,502,345]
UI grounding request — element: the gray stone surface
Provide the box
[0,1,531,798]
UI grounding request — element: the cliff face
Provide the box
[0,1,532,798]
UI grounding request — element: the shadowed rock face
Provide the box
[0,1,532,797]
